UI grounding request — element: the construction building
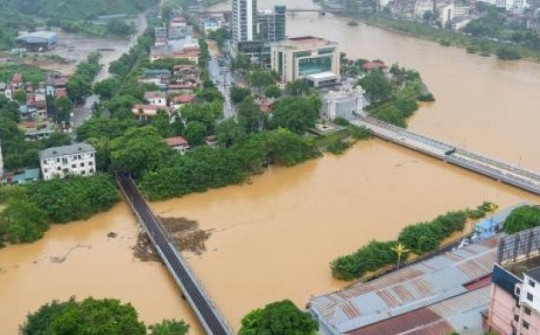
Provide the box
[232,0,258,43]
[15,31,58,51]
[257,5,286,43]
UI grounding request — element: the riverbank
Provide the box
[350,15,540,62]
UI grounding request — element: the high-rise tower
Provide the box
[232,0,258,43]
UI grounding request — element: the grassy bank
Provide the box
[357,15,540,61]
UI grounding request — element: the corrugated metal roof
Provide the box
[345,286,491,335]
[310,238,498,334]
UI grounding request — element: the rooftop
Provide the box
[527,266,540,282]
[309,238,499,334]
[40,143,95,159]
[166,136,189,147]
[274,36,337,49]
[144,91,166,100]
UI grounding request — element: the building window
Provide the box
[527,292,533,302]
[80,162,85,167]
[516,287,521,296]
[89,161,93,166]
[523,320,529,329]
[44,169,48,173]
[525,307,531,315]
[529,279,536,288]
[72,164,76,168]
[57,167,61,171]
[514,314,519,322]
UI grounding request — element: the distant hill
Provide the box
[0,0,158,50]
[3,0,159,20]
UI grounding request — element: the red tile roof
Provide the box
[171,94,195,104]
[12,73,22,83]
[362,61,387,70]
[166,136,189,147]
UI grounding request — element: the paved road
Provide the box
[208,56,234,119]
[74,12,149,127]
[117,174,231,335]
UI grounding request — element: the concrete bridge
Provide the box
[116,173,232,335]
[352,116,540,196]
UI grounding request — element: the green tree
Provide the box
[272,96,319,134]
[0,199,49,244]
[238,300,318,335]
[94,78,118,100]
[230,86,252,104]
[21,297,146,335]
[110,126,171,178]
[184,121,207,146]
[359,70,394,103]
[106,18,134,36]
[148,319,189,335]
[265,84,282,98]
[284,79,311,96]
[238,96,261,133]
[54,97,74,123]
[215,118,246,147]
[505,205,540,234]
[13,90,27,104]
[153,110,173,138]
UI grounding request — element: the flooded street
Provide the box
[2,0,540,333]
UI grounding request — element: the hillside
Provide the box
[1,0,159,20]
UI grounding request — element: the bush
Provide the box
[496,47,522,60]
[326,139,351,155]
[348,125,372,140]
[331,241,400,280]
[505,205,540,234]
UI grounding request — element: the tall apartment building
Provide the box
[39,143,96,180]
[486,226,540,335]
[232,0,258,43]
[257,5,286,43]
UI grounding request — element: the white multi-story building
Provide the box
[271,36,340,86]
[232,0,257,43]
[322,85,367,121]
[39,143,96,180]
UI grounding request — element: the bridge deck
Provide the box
[117,174,232,335]
[353,117,540,196]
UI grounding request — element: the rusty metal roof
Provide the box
[310,238,498,334]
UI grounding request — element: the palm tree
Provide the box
[391,243,410,270]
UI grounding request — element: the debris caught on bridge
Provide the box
[133,217,212,262]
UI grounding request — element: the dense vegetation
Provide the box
[331,202,497,280]
[0,96,73,170]
[0,174,119,246]
[67,52,102,103]
[359,14,540,61]
[504,205,540,234]
[239,300,318,335]
[140,129,321,200]
[20,297,189,335]
[0,64,47,86]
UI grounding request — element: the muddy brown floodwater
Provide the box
[2,0,540,333]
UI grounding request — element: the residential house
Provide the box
[362,60,388,73]
[131,104,170,120]
[170,94,196,110]
[11,73,23,90]
[139,69,171,90]
[144,91,167,106]
[205,135,218,147]
[170,16,187,29]
[165,136,190,155]
[39,143,96,180]
[171,64,202,90]
[3,168,40,184]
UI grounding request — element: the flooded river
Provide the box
[2,0,540,333]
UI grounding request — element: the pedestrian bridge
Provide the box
[352,116,540,196]
[116,173,232,335]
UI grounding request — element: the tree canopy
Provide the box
[238,300,318,335]
[504,205,540,234]
[20,297,189,335]
[272,96,320,134]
